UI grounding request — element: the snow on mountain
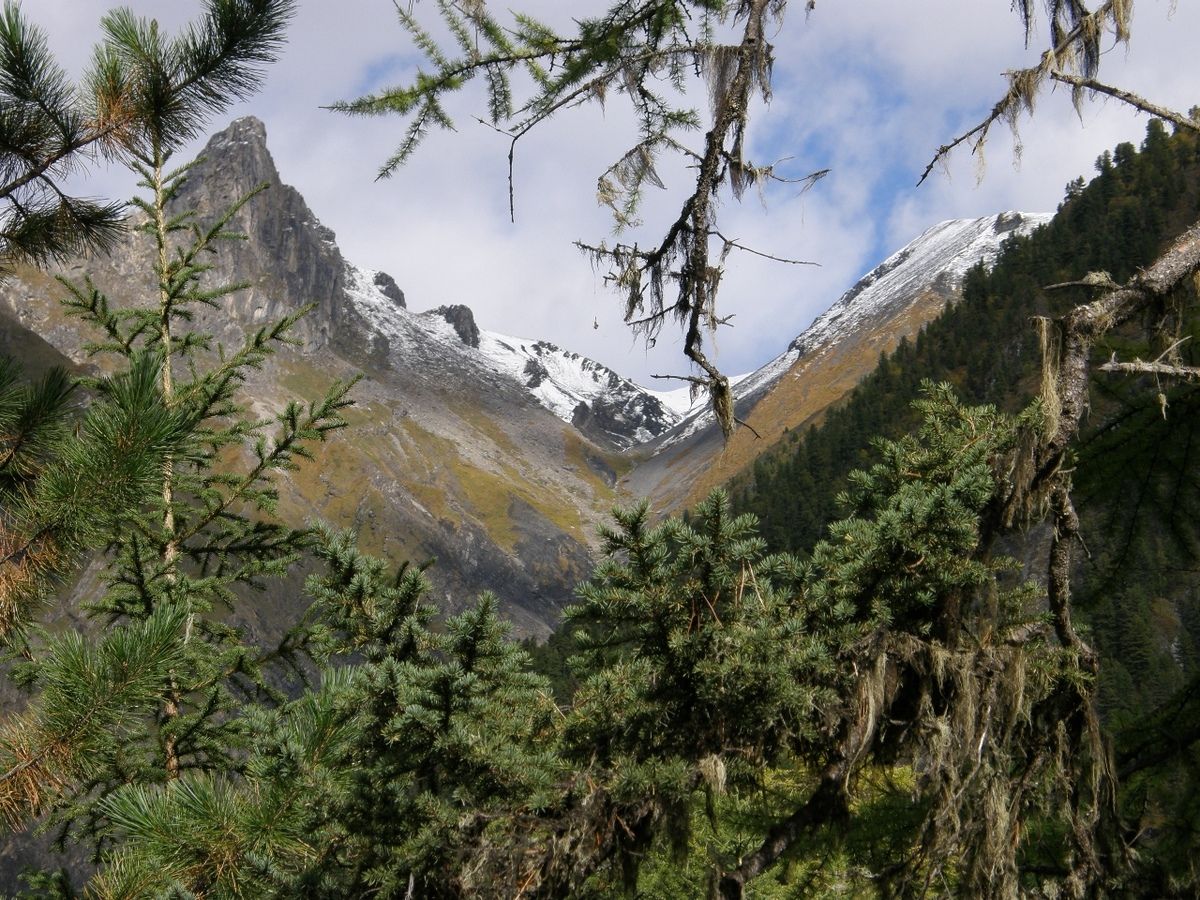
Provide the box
[342,265,680,448]
[785,212,1051,359]
[343,212,1049,454]
[654,211,1051,449]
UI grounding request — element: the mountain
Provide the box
[0,117,671,637]
[173,118,681,452]
[0,116,1052,636]
[623,211,1051,509]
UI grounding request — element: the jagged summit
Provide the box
[202,116,275,184]
[170,118,676,449]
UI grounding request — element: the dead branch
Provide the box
[919,2,1119,185]
[1048,72,1200,135]
[1015,218,1200,667]
[1098,359,1200,379]
[1098,336,1198,378]
[1031,219,1200,487]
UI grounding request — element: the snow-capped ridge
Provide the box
[653,211,1051,450]
[340,265,680,448]
[343,211,1048,454]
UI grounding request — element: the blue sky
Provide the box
[44,0,1200,384]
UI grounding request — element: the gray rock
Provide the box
[373,271,406,308]
[429,304,480,348]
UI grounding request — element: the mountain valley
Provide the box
[0,117,1049,636]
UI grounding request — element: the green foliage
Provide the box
[0,603,188,829]
[285,530,559,897]
[0,0,363,878]
[88,668,360,899]
[0,1,124,268]
[806,384,1033,632]
[81,530,560,898]
[564,491,831,778]
[1,375,1116,897]
[0,353,192,637]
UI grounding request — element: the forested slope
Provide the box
[728,119,1200,887]
[734,120,1199,557]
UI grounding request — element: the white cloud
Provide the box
[38,0,1200,383]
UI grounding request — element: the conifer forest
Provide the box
[2,1,1200,897]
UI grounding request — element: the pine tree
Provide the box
[80,527,560,898]
[0,0,366,874]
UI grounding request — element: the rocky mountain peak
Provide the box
[181,116,284,213]
[163,117,390,357]
[206,116,272,172]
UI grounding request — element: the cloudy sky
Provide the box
[40,0,1200,384]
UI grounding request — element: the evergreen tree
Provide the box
[0,0,365,875]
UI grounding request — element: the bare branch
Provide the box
[920,1,1120,185]
[1049,72,1200,135]
[710,229,818,266]
[1098,359,1200,379]
[650,373,708,386]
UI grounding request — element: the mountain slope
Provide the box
[0,117,1053,633]
[724,123,1200,888]
[623,212,1050,510]
[0,118,649,636]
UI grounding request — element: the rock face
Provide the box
[475,336,678,449]
[372,271,406,308]
[429,304,481,348]
[170,117,360,354]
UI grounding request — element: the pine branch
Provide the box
[0,605,187,828]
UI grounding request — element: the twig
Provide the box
[734,416,761,439]
[710,229,819,266]
[650,373,708,385]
